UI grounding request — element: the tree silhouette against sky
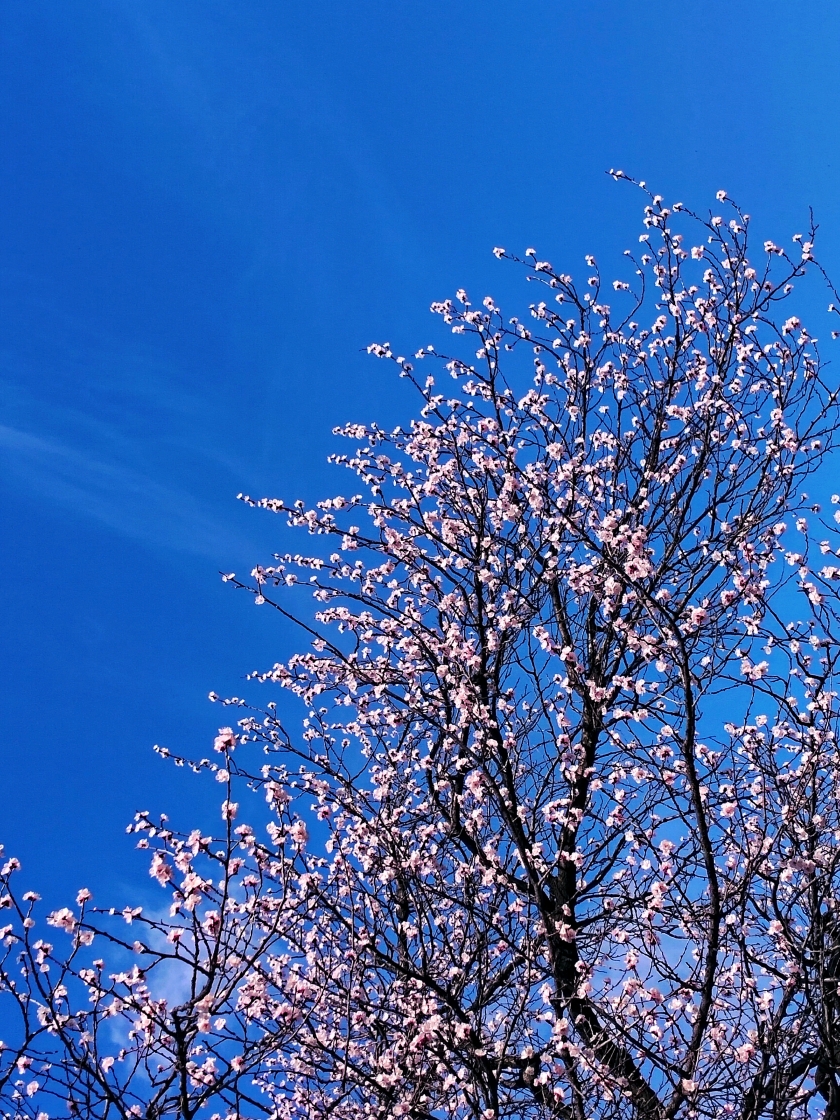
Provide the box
[3,180,840,1120]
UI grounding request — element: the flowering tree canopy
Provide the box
[4,178,840,1120]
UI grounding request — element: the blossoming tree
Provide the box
[3,178,840,1120]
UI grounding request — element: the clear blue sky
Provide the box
[2,1,839,904]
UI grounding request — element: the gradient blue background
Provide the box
[2,1,839,905]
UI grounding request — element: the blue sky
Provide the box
[2,0,839,903]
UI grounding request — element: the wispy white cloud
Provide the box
[0,421,253,560]
[0,271,274,563]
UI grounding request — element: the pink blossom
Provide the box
[464,770,485,799]
[740,658,769,681]
[46,908,76,933]
[149,852,173,886]
[213,727,237,753]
